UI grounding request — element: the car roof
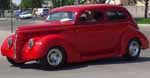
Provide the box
[51,4,125,13]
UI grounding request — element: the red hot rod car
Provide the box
[1,4,149,68]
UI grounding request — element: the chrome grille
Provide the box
[14,33,17,59]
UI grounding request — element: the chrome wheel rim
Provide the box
[47,48,63,66]
[129,41,140,57]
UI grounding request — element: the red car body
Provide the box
[1,4,149,65]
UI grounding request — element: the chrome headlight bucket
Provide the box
[7,38,13,48]
[28,39,35,49]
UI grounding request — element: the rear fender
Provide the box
[120,30,149,56]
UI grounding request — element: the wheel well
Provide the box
[123,37,141,59]
[39,46,67,60]
[130,38,141,46]
[48,46,67,62]
[121,37,141,57]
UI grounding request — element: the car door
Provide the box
[104,10,131,52]
[75,10,115,56]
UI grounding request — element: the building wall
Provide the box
[105,0,145,6]
[83,0,148,18]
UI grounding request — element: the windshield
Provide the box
[21,11,30,14]
[46,12,75,21]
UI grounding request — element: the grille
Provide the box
[13,33,17,59]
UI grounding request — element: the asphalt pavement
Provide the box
[0,18,150,78]
[0,17,43,31]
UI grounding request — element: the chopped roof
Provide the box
[51,4,124,12]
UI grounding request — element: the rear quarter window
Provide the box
[106,10,127,21]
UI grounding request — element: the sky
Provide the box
[12,0,21,5]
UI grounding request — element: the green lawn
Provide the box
[135,18,150,24]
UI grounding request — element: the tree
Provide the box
[0,0,10,17]
[32,0,42,8]
[144,0,149,18]
[52,0,75,8]
[62,0,75,5]
[20,0,32,8]
[51,0,60,7]
[0,0,10,10]
[20,0,43,9]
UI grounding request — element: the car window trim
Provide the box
[78,9,104,25]
[106,10,128,22]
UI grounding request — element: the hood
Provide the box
[12,21,75,61]
[16,21,74,32]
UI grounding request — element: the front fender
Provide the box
[22,34,80,63]
[1,34,15,59]
[39,35,81,63]
[120,30,149,56]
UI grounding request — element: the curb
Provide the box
[0,18,8,21]
[138,24,150,31]
[138,24,150,27]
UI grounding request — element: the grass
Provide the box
[135,18,150,24]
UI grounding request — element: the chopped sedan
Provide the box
[1,4,149,68]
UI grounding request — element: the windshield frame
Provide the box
[46,11,76,22]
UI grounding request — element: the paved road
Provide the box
[0,52,150,78]
[0,18,44,31]
[0,19,150,78]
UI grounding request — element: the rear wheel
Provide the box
[124,39,141,60]
[7,57,25,66]
[39,47,66,68]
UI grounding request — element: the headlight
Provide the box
[28,39,35,49]
[7,38,13,48]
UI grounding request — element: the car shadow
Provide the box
[11,57,150,71]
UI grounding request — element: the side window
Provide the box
[106,11,117,21]
[79,10,103,23]
[116,11,126,19]
[106,10,127,21]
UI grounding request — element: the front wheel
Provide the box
[124,39,141,60]
[7,57,25,66]
[39,47,66,68]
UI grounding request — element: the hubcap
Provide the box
[47,48,63,66]
[129,41,140,57]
